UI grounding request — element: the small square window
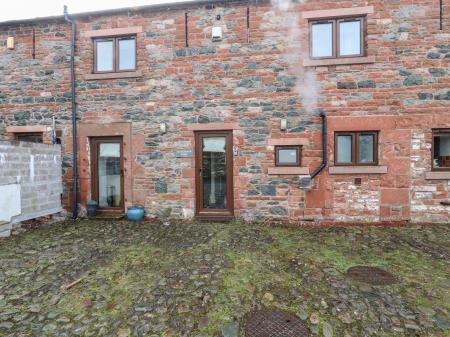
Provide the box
[310,17,365,59]
[335,132,378,166]
[433,130,450,171]
[275,146,301,167]
[94,36,136,73]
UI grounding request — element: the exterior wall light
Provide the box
[280,118,287,131]
[160,122,167,134]
[7,37,14,50]
[212,26,222,41]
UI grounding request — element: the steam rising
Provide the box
[271,0,320,115]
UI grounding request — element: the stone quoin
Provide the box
[0,0,449,224]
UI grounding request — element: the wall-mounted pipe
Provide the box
[310,111,327,179]
[246,6,250,43]
[185,12,189,47]
[298,111,327,190]
[32,28,35,59]
[64,5,78,219]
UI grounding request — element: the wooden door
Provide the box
[195,131,234,218]
[91,137,124,212]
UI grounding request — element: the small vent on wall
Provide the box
[299,175,312,190]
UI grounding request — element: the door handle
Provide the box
[199,169,202,177]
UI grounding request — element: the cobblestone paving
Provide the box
[0,220,449,337]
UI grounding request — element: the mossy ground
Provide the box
[0,220,449,337]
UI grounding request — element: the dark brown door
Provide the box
[195,131,234,218]
[91,137,124,212]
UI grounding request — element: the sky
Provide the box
[0,0,194,22]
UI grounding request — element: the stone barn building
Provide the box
[0,0,449,224]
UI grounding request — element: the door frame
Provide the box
[195,130,234,218]
[90,136,125,212]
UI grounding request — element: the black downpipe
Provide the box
[64,6,78,219]
[185,12,189,47]
[310,111,327,179]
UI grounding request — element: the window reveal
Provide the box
[310,17,365,59]
[335,132,378,166]
[94,36,136,73]
[275,146,302,167]
[15,133,43,143]
[432,130,450,170]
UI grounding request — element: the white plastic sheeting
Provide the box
[0,184,21,222]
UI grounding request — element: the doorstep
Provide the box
[195,215,235,223]
[88,213,125,221]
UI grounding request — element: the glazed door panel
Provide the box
[195,131,234,217]
[91,137,124,211]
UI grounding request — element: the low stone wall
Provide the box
[0,141,63,231]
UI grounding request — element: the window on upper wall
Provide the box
[335,132,378,166]
[432,130,450,171]
[310,17,365,59]
[275,146,301,167]
[94,36,136,73]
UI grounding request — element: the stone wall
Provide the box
[0,141,63,227]
[0,0,449,223]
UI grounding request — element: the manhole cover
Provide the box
[244,310,310,337]
[347,266,398,285]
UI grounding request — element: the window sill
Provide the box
[303,56,375,67]
[268,167,309,175]
[425,171,450,180]
[329,166,387,175]
[84,71,142,81]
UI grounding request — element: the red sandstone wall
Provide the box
[0,0,449,223]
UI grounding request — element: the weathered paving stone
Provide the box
[322,321,333,337]
[0,322,13,329]
[221,321,239,337]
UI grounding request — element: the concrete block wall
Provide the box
[0,141,62,228]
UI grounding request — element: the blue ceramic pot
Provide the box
[127,206,145,221]
[86,200,98,217]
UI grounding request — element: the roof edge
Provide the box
[0,0,251,27]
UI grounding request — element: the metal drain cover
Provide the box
[347,266,398,285]
[244,310,310,337]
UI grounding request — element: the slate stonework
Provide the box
[0,0,449,223]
